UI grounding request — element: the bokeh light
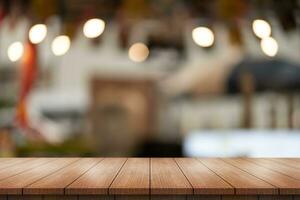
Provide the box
[192,27,214,47]
[128,43,149,62]
[260,37,278,57]
[83,18,105,38]
[7,41,24,62]
[252,19,271,39]
[29,24,47,44]
[51,35,71,56]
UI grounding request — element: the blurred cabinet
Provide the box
[89,76,156,156]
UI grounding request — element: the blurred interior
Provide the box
[0,0,300,157]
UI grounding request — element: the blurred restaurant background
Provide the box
[0,0,300,157]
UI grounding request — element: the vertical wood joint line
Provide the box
[197,159,237,195]
[23,158,80,195]
[0,158,55,184]
[173,158,194,194]
[149,158,151,198]
[108,158,128,195]
[63,158,104,195]
[220,158,279,194]
[242,158,300,181]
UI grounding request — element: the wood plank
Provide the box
[3,195,284,200]
[24,158,102,195]
[0,158,15,164]
[269,158,300,169]
[0,158,78,195]
[151,158,192,195]
[66,158,127,195]
[175,158,234,195]
[223,158,300,195]
[198,158,276,195]
[245,158,300,180]
[0,158,55,181]
[286,158,300,162]
[0,158,11,162]
[110,158,149,195]
[0,158,298,198]
[0,158,33,171]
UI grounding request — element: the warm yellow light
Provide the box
[83,18,105,38]
[252,19,271,39]
[260,37,278,57]
[7,41,24,62]
[128,43,149,62]
[192,27,214,47]
[51,35,70,56]
[29,24,47,44]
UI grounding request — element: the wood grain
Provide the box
[245,158,300,180]
[175,158,234,195]
[0,158,11,162]
[269,158,300,169]
[24,158,102,195]
[110,158,149,195]
[151,158,193,195]
[0,158,298,198]
[0,158,33,171]
[199,158,276,195]
[0,158,54,181]
[224,158,300,195]
[66,158,127,195]
[0,158,78,195]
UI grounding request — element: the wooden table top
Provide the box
[0,158,300,196]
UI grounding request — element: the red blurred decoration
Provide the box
[15,40,42,139]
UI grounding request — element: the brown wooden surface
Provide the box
[198,158,276,195]
[0,158,299,197]
[24,158,102,195]
[110,158,149,195]
[66,158,127,195]
[0,158,78,195]
[0,158,53,181]
[175,158,234,195]
[245,158,300,180]
[270,158,300,169]
[223,158,300,195]
[0,158,33,171]
[1,196,300,200]
[151,158,193,195]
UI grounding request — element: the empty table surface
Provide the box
[0,158,300,199]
